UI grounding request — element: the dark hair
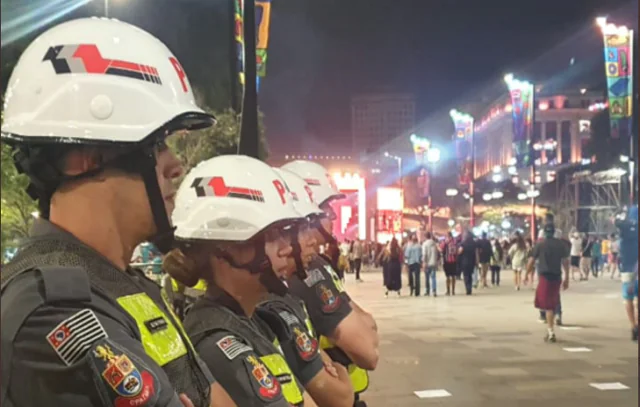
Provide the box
[163,243,212,287]
[515,234,526,251]
[389,238,400,258]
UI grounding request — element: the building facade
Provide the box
[351,92,415,156]
[473,90,606,179]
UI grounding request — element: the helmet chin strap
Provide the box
[289,224,308,280]
[312,217,337,245]
[213,236,289,297]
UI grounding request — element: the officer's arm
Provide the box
[291,277,379,371]
[304,350,354,407]
[194,332,291,407]
[10,302,187,406]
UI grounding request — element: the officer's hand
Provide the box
[323,360,339,378]
[179,394,195,407]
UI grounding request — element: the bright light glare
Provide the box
[448,219,455,227]
[446,188,458,197]
[426,148,441,163]
[620,155,630,163]
[493,165,502,174]
[492,191,504,199]
[518,193,527,200]
[482,193,493,201]
[492,174,503,183]
[31,211,40,218]
[501,220,512,229]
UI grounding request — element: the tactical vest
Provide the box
[0,236,212,407]
[185,299,305,406]
[316,260,370,395]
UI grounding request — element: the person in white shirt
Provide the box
[569,231,583,281]
[421,232,440,296]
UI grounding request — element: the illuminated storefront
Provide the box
[330,172,366,241]
[376,187,403,243]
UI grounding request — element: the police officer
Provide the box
[280,161,379,405]
[0,18,233,407]
[258,168,355,407]
[164,155,317,406]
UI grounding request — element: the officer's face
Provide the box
[154,141,185,222]
[264,227,293,280]
[284,223,317,275]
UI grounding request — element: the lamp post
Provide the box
[426,147,441,233]
[384,152,403,193]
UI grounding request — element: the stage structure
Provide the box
[555,168,625,236]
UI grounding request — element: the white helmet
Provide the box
[1,18,214,253]
[2,17,213,144]
[173,155,303,242]
[273,168,323,218]
[280,160,344,206]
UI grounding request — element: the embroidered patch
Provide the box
[87,339,159,407]
[278,310,300,327]
[46,309,108,366]
[216,335,253,360]
[316,283,340,313]
[244,355,282,401]
[303,268,325,287]
[293,327,318,361]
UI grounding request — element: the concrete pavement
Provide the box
[344,268,638,406]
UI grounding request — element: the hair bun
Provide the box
[163,248,200,287]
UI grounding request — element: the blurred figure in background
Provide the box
[580,234,593,281]
[509,233,528,291]
[490,239,504,287]
[422,232,439,297]
[458,231,478,295]
[442,232,459,295]
[404,235,423,296]
[381,238,403,297]
[591,237,602,278]
[569,231,583,281]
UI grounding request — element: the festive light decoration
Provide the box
[504,74,535,168]
[449,109,474,185]
[596,17,634,139]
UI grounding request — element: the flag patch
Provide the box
[216,335,253,360]
[46,309,108,366]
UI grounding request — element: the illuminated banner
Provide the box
[449,109,474,185]
[235,0,272,88]
[409,135,432,199]
[596,18,634,139]
[504,74,534,168]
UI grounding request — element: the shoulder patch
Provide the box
[216,335,253,360]
[278,310,300,327]
[87,338,159,407]
[242,354,283,402]
[316,283,341,313]
[303,268,325,287]
[293,326,318,361]
[46,309,108,366]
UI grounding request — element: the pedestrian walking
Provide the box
[422,232,439,297]
[490,239,504,286]
[442,232,459,295]
[404,235,423,296]
[458,231,478,295]
[509,233,528,290]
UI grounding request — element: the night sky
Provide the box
[1,0,636,155]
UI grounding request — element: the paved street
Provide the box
[344,269,638,407]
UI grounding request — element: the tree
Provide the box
[1,143,37,259]
[168,92,269,173]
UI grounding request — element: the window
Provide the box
[545,122,557,164]
[561,121,572,163]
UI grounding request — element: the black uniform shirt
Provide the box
[190,293,297,407]
[258,294,324,386]
[1,220,214,407]
[287,255,353,337]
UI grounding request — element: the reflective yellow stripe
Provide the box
[261,353,304,405]
[193,279,208,291]
[348,364,369,394]
[319,336,369,395]
[117,293,187,366]
[319,335,333,350]
[324,265,345,293]
[300,303,315,337]
[171,278,207,293]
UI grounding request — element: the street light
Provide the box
[446,188,458,197]
[448,219,456,227]
[482,193,493,201]
[492,191,504,199]
[426,147,441,163]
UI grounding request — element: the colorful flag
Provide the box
[235,0,272,87]
[504,75,534,168]
[449,109,474,185]
[597,18,634,139]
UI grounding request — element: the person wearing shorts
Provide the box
[569,232,582,281]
